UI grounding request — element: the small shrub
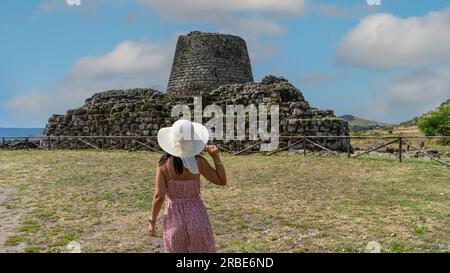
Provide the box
[418,105,449,145]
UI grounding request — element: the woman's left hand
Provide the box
[205,145,220,157]
[148,222,157,237]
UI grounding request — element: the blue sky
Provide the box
[1,0,450,128]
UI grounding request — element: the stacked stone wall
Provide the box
[44,76,350,152]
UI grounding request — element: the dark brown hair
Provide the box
[158,153,202,175]
[158,153,184,175]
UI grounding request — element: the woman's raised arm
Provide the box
[198,145,227,186]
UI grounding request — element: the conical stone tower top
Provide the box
[167,31,254,97]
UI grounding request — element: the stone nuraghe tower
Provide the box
[44,31,351,152]
[167,31,254,97]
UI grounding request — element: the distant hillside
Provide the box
[339,115,391,132]
[400,99,450,126]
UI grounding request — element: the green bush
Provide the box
[418,105,450,145]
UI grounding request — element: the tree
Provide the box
[418,105,450,145]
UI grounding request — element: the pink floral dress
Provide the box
[163,163,216,253]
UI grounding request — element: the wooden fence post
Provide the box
[47,137,51,150]
[399,137,403,162]
[347,136,351,158]
[303,137,307,157]
[1,138,4,149]
[25,138,29,150]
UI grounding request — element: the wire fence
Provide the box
[1,135,449,167]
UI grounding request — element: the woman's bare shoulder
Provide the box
[196,155,209,166]
[196,155,207,161]
[156,157,169,172]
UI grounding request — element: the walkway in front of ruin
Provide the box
[0,187,26,252]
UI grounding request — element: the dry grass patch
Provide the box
[0,150,448,252]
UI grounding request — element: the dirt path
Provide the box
[0,187,25,252]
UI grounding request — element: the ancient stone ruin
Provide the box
[44,31,350,152]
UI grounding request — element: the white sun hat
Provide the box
[157,119,210,174]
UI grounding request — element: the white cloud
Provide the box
[138,0,305,19]
[68,40,170,80]
[4,39,174,127]
[220,18,287,36]
[134,1,305,66]
[336,8,450,69]
[5,91,44,120]
[35,0,124,17]
[137,0,305,36]
[359,67,450,123]
[36,0,305,36]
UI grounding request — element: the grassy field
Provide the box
[0,150,449,253]
[351,125,450,154]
